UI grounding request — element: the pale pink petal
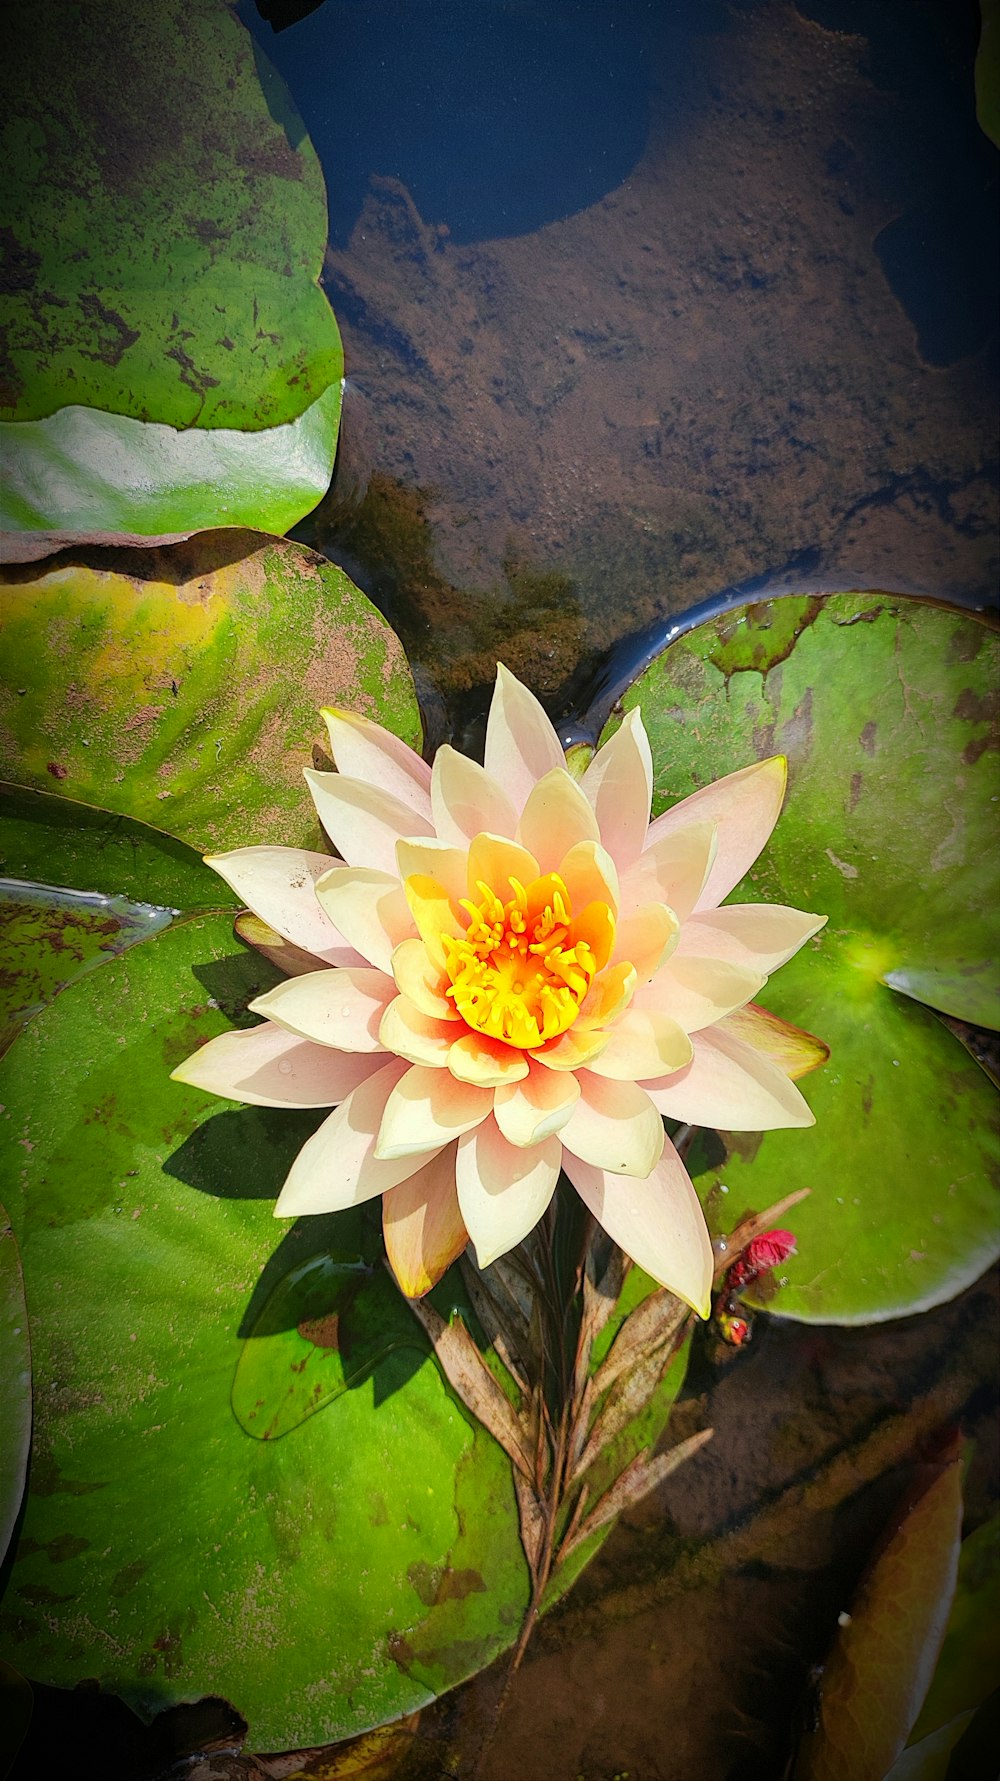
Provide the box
[717,1003,830,1081]
[395,837,469,904]
[273,1058,437,1216]
[645,757,787,912]
[249,968,396,1052]
[563,1145,714,1315]
[170,1023,382,1108]
[579,710,653,868]
[493,1063,580,1147]
[321,707,432,819]
[447,1031,529,1086]
[305,769,433,873]
[204,847,364,966]
[456,1118,561,1267]
[483,662,566,816]
[379,996,454,1066]
[517,769,599,872]
[314,866,416,974]
[383,1149,468,1297]
[391,938,460,1020]
[675,904,826,972]
[431,746,517,847]
[616,821,717,925]
[560,1073,665,1176]
[643,1026,815,1129]
[376,1065,493,1159]
[585,1008,692,1081]
[558,839,620,918]
[612,902,679,982]
[466,832,539,901]
[637,954,765,1033]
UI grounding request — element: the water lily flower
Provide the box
[173,666,826,1315]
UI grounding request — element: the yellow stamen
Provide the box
[436,871,616,1049]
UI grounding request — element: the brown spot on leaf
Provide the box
[298,1311,342,1351]
[860,720,877,755]
[46,761,68,780]
[849,770,863,812]
[408,1561,488,1607]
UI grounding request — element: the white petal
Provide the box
[616,821,717,925]
[314,866,415,973]
[644,1026,815,1129]
[637,954,765,1033]
[676,904,826,972]
[249,968,395,1052]
[170,1023,382,1108]
[382,1150,468,1298]
[274,1059,436,1216]
[431,746,517,847]
[306,768,433,873]
[563,1144,714,1316]
[644,757,787,911]
[204,847,364,966]
[321,707,432,819]
[517,769,599,871]
[483,662,566,816]
[579,709,653,867]
[456,1118,561,1267]
[376,1065,493,1159]
[493,1063,580,1147]
[560,1073,665,1176]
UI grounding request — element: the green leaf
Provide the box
[0,1208,31,1570]
[231,1252,429,1441]
[610,593,1000,1323]
[0,883,171,1053]
[0,533,422,853]
[2,0,343,547]
[793,1453,963,1781]
[0,916,528,1748]
[0,784,237,914]
[909,1515,1000,1740]
[1,383,342,557]
[3,0,340,432]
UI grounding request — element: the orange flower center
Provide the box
[441,872,615,1049]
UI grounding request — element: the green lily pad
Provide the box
[0,915,528,1748]
[3,0,345,548]
[0,1206,31,1569]
[0,882,172,1054]
[0,784,238,915]
[609,593,1000,1323]
[231,1251,430,1441]
[3,2,339,432]
[1,383,342,559]
[0,533,422,853]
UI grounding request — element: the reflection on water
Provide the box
[245,0,998,735]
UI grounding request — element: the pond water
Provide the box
[242,0,998,754]
[225,4,1000,1779]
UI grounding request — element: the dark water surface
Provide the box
[243,0,998,748]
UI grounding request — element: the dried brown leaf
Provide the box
[592,1288,688,1396]
[562,1429,714,1556]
